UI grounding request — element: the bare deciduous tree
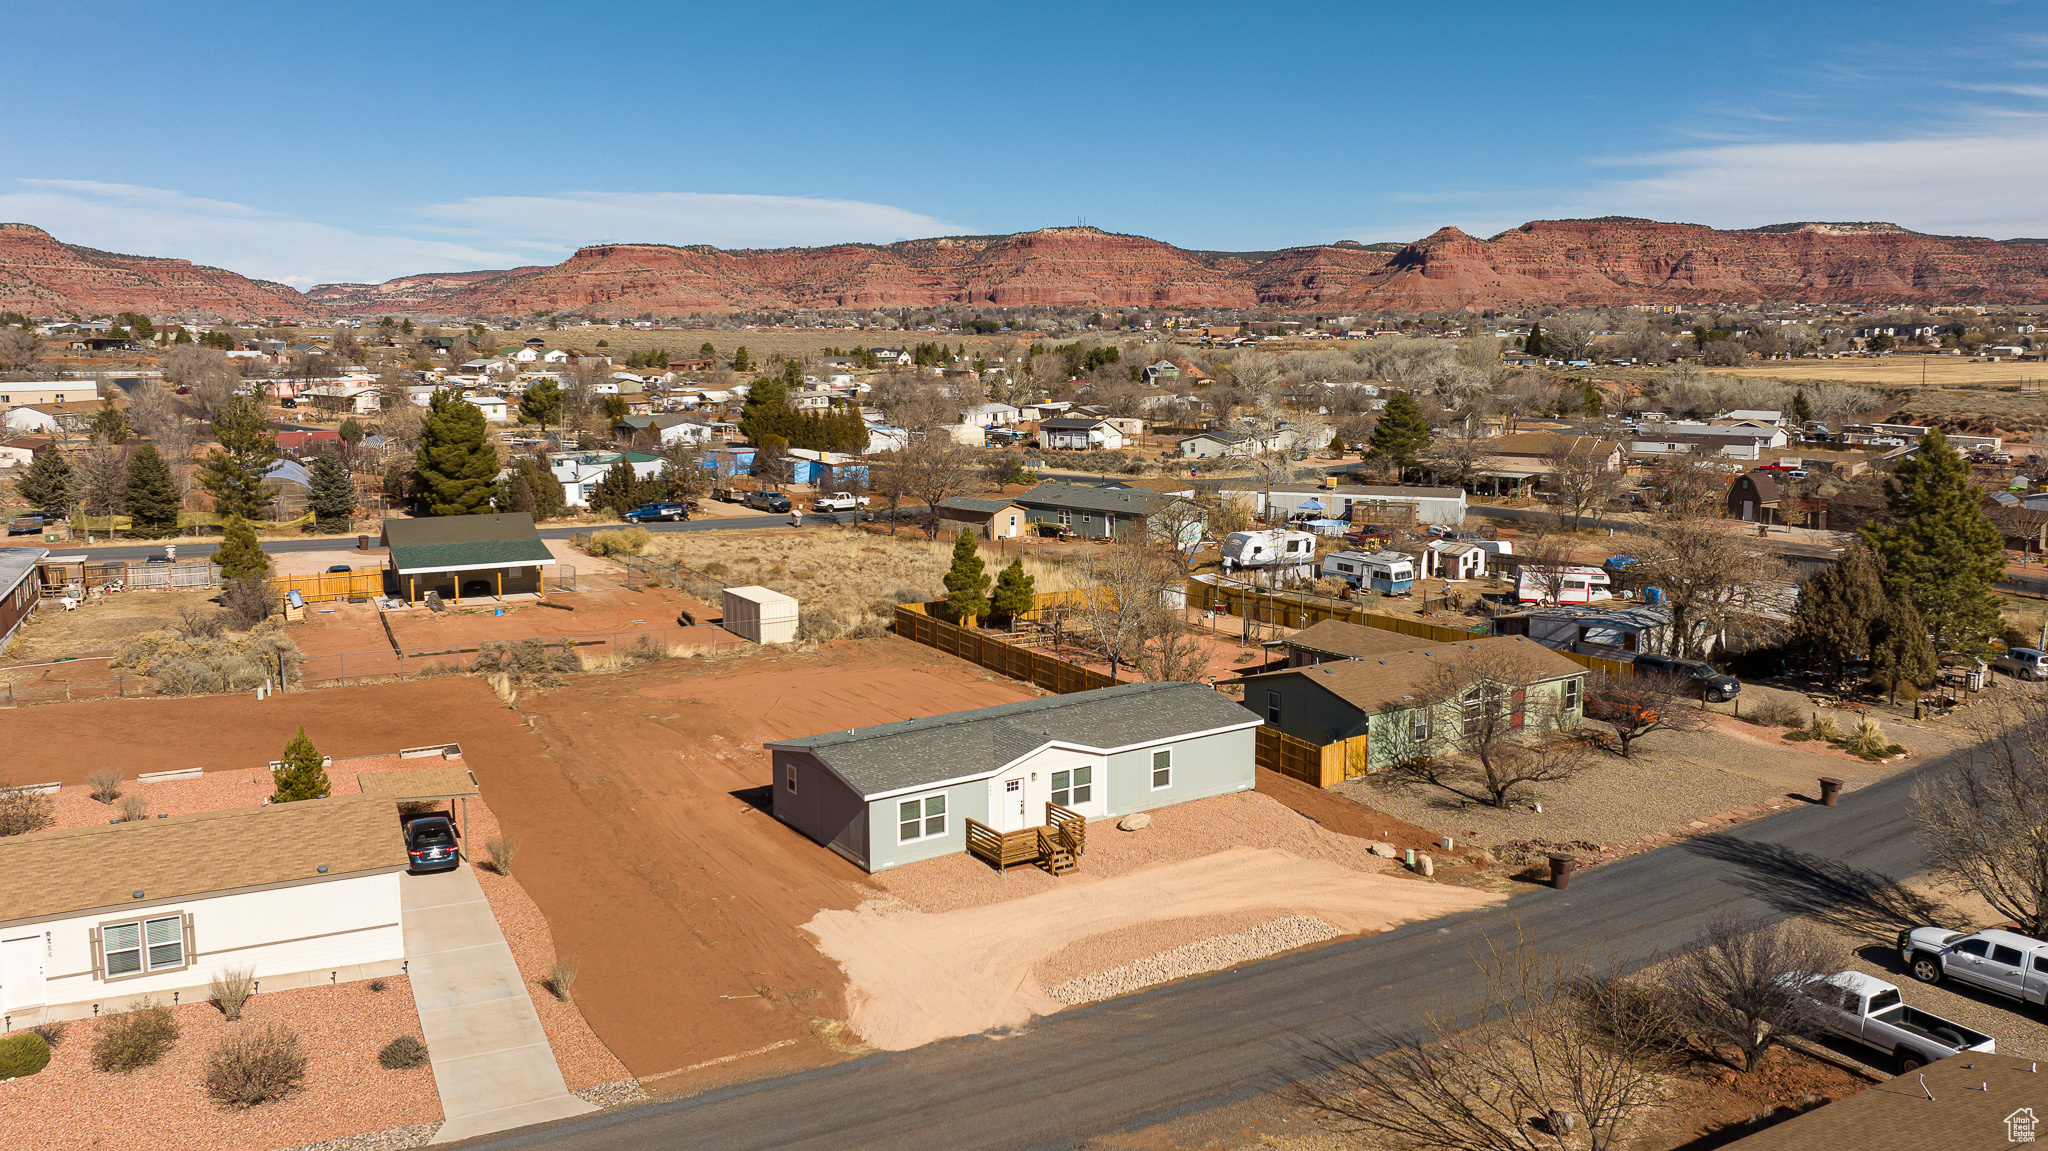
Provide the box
[1289,938,1673,1151]
[0,327,44,375]
[1915,697,2048,937]
[1631,520,1775,658]
[162,346,242,417]
[1545,437,1625,532]
[1075,531,1181,680]
[1387,643,1593,808]
[1666,914,1842,1073]
[900,433,975,531]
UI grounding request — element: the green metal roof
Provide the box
[379,514,554,575]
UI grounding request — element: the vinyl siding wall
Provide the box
[3,872,403,1027]
[771,750,872,869]
[1104,728,1257,815]
[862,779,991,873]
[1250,678,1373,745]
[1366,676,1584,770]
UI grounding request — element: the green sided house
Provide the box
[380,512,556,604]
[1241,635,1587,771]
[768,682,1260,874]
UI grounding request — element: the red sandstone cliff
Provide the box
[6,219,2047,318]
[0,223,309,318]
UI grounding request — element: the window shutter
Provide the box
[1511,688,1526,732]
[90,927,102,981]
[184,912,196,967]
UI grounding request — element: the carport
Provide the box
[356,765,480,844]
[380,512,555,605]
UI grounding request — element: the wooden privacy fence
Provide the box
[894,602,1120,695]
[265,570,384,604]
[1555,648,1632,678]
[1256,726,1370,788]
[1185,578,1482,644]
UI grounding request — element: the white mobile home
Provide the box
[0,797,406,1027]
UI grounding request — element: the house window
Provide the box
[1563,678,1582,712]
[101,914,185,978]
[784,765,797,792]
[1052,767,1093,807]
[1058,508,1072,527]
[897,793,947,843]
[1412,707,1430,743]
[1267,691,1282,724]
[1151,749,1173,790]
[1082,512,1092,524]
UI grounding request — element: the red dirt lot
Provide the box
[287,584,728,663]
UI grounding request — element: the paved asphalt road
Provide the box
[28,508,917,564]
[468,751,1948,1151]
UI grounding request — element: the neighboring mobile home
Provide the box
[768,682,1261,873]
[0,796,406,1027]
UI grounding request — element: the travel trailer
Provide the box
[1320,549,1415,595]
[1516,563,1614,605]
[1220,529,1318,583]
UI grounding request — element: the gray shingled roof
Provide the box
[1015,483,1174,516]
[938,496,1022,515]
[771,682,1259,798]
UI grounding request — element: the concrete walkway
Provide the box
[401,863,595,1144]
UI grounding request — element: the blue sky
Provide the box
[6,0,2046,287]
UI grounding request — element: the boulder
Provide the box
[1117,812,1151,832]
[1416,853,1435,877]
[1366,841,1398,858]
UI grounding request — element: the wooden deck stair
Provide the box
[967,801,1088,876]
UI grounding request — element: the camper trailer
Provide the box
[1516,563,1614,606]
[1221,529,1318,583]
[1321,549,1416,595]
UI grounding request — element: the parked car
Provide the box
[1799,970,1995,1071]
[325,564,353,574]
[6,515,47,536]
[279,397,297,408]
[1900,926,2048,1004]
[402,815,460,874]
[743,490,792,513]
[623,501,690,523]
[1992,648,2048,680]
[1631,653,1741,701]
[813,491,871,513]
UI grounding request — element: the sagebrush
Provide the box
[210,966,256,1021]
[92,1001,180,1072]
[113,620,305,695]
[378,1034,429,1070]
[204,1024,308,1107]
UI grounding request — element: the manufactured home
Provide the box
[1515,564,1614,606]
[768,683,1260,874]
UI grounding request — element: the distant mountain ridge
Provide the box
[5,218,2047,319]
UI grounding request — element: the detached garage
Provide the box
[381,512,555,604]
[0,796,407,1028]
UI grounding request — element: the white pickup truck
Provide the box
[813,491,871,512]
[1802,970,1996,1071]
[1899,926,2048,1004]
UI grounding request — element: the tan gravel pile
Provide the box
[275,1124,440,1151]
[877,790,1400,914]
[1032,909,1285,988]
[1045,916,1343,1004]
[0,979,437,1151]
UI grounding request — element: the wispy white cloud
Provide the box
[411,191,966,252]
[0,180,522,288]
[0,181,971,287]
[1585,128,2048,237]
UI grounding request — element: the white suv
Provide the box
[1900,926,2048,1005]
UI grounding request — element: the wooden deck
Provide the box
[965,802,1087,875]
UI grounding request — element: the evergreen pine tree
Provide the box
[271,726,330,802]
[503,455,566,520]
[89,398,130,444]
[1869,595,1939,705]
[307,448,358,532]
[1859,430,2005,650]
[122,443,182,539]
[507,474,537,515]
[1581,381,1603,416]
[1525,323,1545,357]
[738,373,796,444]
[414,389,499,516]
[1792,390,1813,424]
[1788,546,1887,688]
[1367,392,1433,468]
[519,377,562,438]
[213,515,271,580]
[591,460,639,516]
[13,443,73,518]
[988,558,1036,624]
[942,530,990,624]
[200,396,279,520]
[732,346,751,372]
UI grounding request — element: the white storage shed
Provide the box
[722,585,799,645]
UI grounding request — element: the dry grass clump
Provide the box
[117,793,150,822]
[113,620,305,695]
[204,1023,308,1107]
[484,835,518,875]
[88,769,123,803]
[210,966,256,1021]
[585,527,651,556]
[642,528,1076,636]
[92,1000,180,1072]
[475,637,578,687]
[0,779,56,837]
[542,957,578,1001]
[1746,696,1805,728]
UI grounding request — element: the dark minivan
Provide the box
[1632,653,1741,702]
[403,815,461,874]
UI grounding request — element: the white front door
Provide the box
[1,934,45,1012]
[995,777,1027,832]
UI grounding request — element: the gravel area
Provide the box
[272,1124,440,1151]
[0,979,438,1151]
[876,790,1403,914]
[1033,909,1288,989]
[1045,916,1343,1005]
[574,1078,650,1108]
